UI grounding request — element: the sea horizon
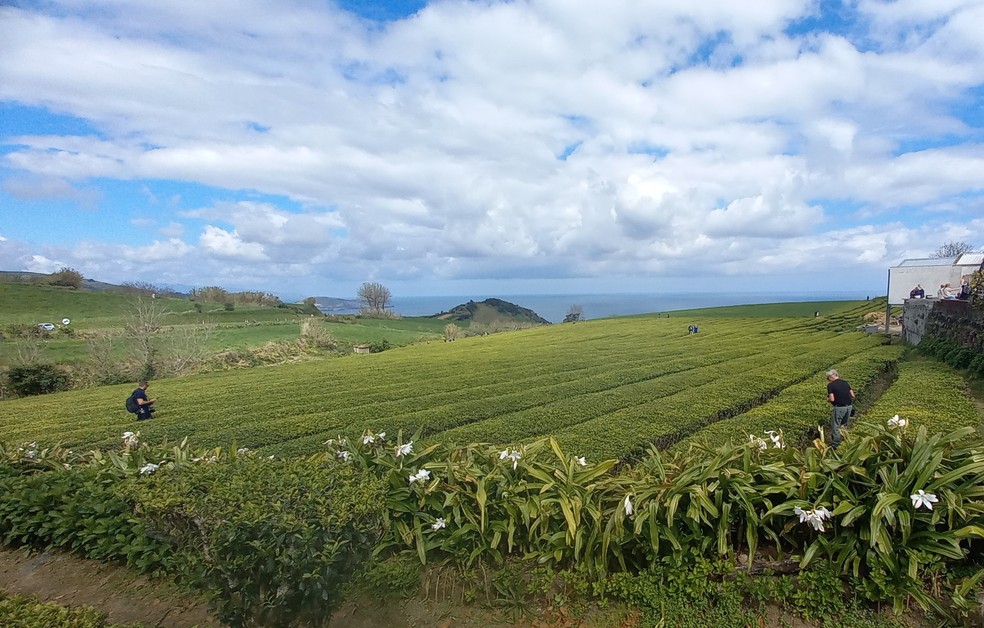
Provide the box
[318,290,878,324]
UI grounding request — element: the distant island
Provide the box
[313,296,363,312]
[431,298,550,325]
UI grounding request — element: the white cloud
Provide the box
[0,0,982,295]
[199,226,268,261]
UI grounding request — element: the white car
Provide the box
[38,322,56,331]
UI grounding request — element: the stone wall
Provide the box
[903,298,983,350]
[902,299,934,345]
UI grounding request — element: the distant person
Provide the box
[915,284,924,298]
[693,324,699,334]
[825,370,855,449]
[127,380,156,421]
[959,279,972,300]
[909,285,919,299]
[687,325,694,334]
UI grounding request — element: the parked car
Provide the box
[38,322,56,331]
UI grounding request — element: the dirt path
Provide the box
[0,546,220,627]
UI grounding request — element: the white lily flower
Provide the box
[139,463,159,475]
[431,517,446,531]
[268,455,275,460]
[765,430,784,449]
[623,495,634,516]
[408,468,431,484]
[792,505,832,531]
[576,456,587,467]
[237,447,250,455]
[121,432,139,447]
[499,449,523,469]
[887,414,908,429]
[378,432,386,440]
[910,490,939,510]
[337,450,353,462]
[396,442,413,457]
[748,435,767,451]
[363,434,375,445]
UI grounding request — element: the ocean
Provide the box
[320,291,875,324]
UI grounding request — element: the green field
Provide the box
[0,283,450,366]
[7,298,961,461]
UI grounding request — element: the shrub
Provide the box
[125,453,387,627]
[0,590,125,627]
[944,348,976,370]
[969,353,984,378]
[48,266,84,289]
[5,363,70,396]
[369,339,391,353]
[0,439,387,628]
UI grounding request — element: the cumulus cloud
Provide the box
[0,0,982,295]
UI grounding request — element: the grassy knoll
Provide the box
[1,303,897,460]
[0,282,450,367]
[860,357,984,436]
[668,298,883,318]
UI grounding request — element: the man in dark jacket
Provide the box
[826,370,855,448]
[130,380,156,421]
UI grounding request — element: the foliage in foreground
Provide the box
[0,589,139,628]
[2,412,983,626]
[326,419,984,623]
[0,437,386,627]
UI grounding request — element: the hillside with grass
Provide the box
[4,294,984,628]
[0,282,452,375]
[1,298,929,460]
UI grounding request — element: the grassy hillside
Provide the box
[0,283,449,367]
[1,300,911,460]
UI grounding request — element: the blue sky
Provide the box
[1,0,983,300]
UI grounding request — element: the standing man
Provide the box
[825,370,855,448]
[130,380,156,421]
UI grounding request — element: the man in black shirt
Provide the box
[826,370,855,448]
[131,380,156,421]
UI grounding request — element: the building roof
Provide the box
[894,253,983,268]
[895,256,956,267]
[956,252,984,266]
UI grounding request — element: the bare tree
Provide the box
[443,323,461,342]
[932,241,976,258]
[14,339,47,365]
[125,298,166,380]
[357,282,392,316]
[82,333,128,385]
[563,304,584,323]
[159,322,214,376]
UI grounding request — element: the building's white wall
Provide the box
[888,264,977,305]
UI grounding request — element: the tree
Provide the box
[357,282,392,316]
[563,304,584,323]
[932,241,976,258]
[443,323,461,342]
[124,297,166,380]
[49,267,84,288]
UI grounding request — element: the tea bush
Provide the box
[0,437,386,628]
[0,590,137,627]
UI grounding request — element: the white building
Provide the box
[888,253,984,305]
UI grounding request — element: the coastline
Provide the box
[318,291,875,324]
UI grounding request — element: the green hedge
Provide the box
[0,439,386,627]
[0,590,138,628]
